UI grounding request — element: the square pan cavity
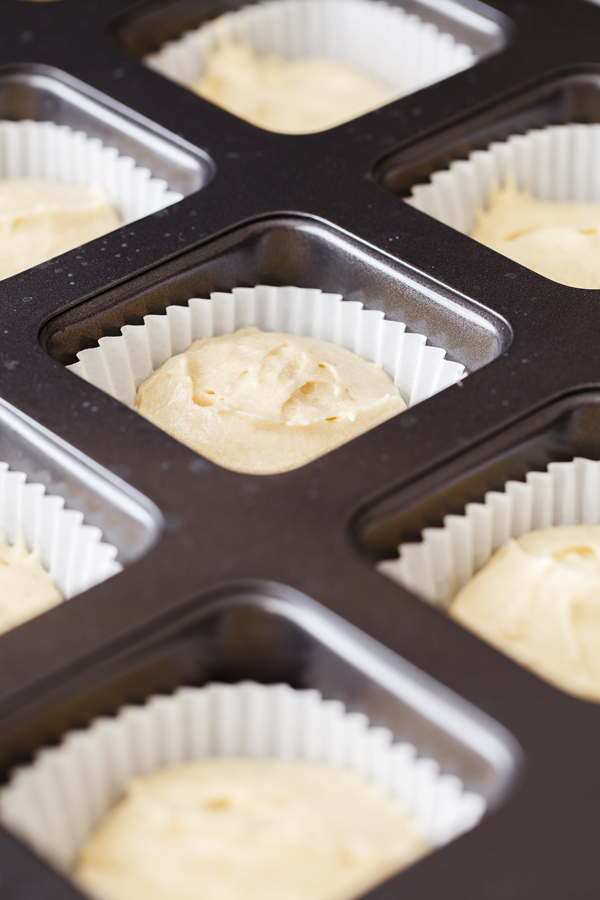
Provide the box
[377,69,600,198]
[0,396,161,567]
[111,0,508,65]
[358,390,600,564]
[0,63,213,197]
[0,583,519,899]
[0,584,518,799]
[41,215,511,374]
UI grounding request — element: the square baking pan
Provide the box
[0,0,597,898]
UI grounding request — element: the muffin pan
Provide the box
[0,0,600,898]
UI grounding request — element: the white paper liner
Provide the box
[378,456,600,609]
[0,681,487,877]
[0,461,121,602]
[406,123,600,235]
[0,120,182,226]
[144,0,475,118]
[66,286,465,422]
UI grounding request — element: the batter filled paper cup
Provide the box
[406,123,600,235]
[0,681,486,877]
[0,459,120,604]
[144,0,475,123]
[0,120,182,225]
[378,456,600,608]
[66,285,465,412]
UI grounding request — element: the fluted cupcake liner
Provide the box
[406,123,600,235]
[0,120,182,225]
[144,0,475,117]
[0,681,487,877]
[378,456,600,607]
[0,460,120,602]
[66,285,465,414]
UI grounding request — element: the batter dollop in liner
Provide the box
[471,175,600,289]
[0,460,121,636]
[68,287,465,475]
[0,178,121,280]
[144,0,476,134]
[450,525,600,701]
[406,123,600,290]
[135,327,406,475]
[0,683,486,900]
[0,534,62,632]
[379,458,600,701]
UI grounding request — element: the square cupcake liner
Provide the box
[144,0,475,119]
[65,285,465,416]
[0,119,183,226]
[0,680,487,877]
[0,459,121,603]
[378,456,600,608]
[406,123,600,235]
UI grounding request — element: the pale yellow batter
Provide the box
[0,534,62,632]
[0,178,121,280]
[194,41,396,134]
[450,525,600,700]
[75,758,429,900]
[135,327,406,474]
[471,177,600,288]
